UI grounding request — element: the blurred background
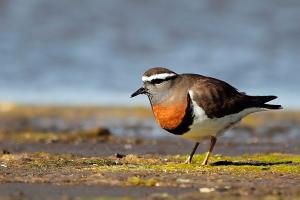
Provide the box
[0,0,299,107]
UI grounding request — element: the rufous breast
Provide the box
[152,100,187,131]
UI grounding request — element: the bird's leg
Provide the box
[184,142,199,164]
[202,136,217,165]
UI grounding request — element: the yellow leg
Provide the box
[202,136,217,165]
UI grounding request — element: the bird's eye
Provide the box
[151,79,164,84]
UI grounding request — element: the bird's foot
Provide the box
[201,157,209,165]
[184,156,192,164]
[201,161,208,166]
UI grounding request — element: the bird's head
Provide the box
[131,67,179,102]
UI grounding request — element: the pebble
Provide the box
[124,144,132,149]
[199,187,215,193]
[176,178,191,184]
[115,153,126,159]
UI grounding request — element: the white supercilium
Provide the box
[142,73,177,82]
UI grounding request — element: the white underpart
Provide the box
[142,73,177,82]
[181,90,262,142]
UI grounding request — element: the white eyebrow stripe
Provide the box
[142,73,177,82]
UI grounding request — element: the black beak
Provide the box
[131,87,147,98]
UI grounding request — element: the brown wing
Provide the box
[187,75,253,118]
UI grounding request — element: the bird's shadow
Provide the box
[211,160,293,166]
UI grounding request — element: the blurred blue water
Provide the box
[0,0,299,107]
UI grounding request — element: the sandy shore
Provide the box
[0,105,299,199]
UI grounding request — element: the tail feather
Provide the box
[249,95,282,110]
[251,95,277,103]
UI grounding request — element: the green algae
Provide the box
[1,152,298,177]
[125,176,157,187]
[141,153,300,174]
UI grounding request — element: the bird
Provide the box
[131,67,282,165]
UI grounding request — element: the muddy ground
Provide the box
[0,104,299,200]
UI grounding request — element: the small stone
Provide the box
[96,128,111,137]
[176,178,191,184]
[224,185,231,190]
[150,193,170,199]
[115,153,126,159]
[124,144,132,149]
[199,187,215,193]
[2,149,10,154]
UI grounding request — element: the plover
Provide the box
[131,67,282,165]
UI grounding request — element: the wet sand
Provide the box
[0,105,299,199]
